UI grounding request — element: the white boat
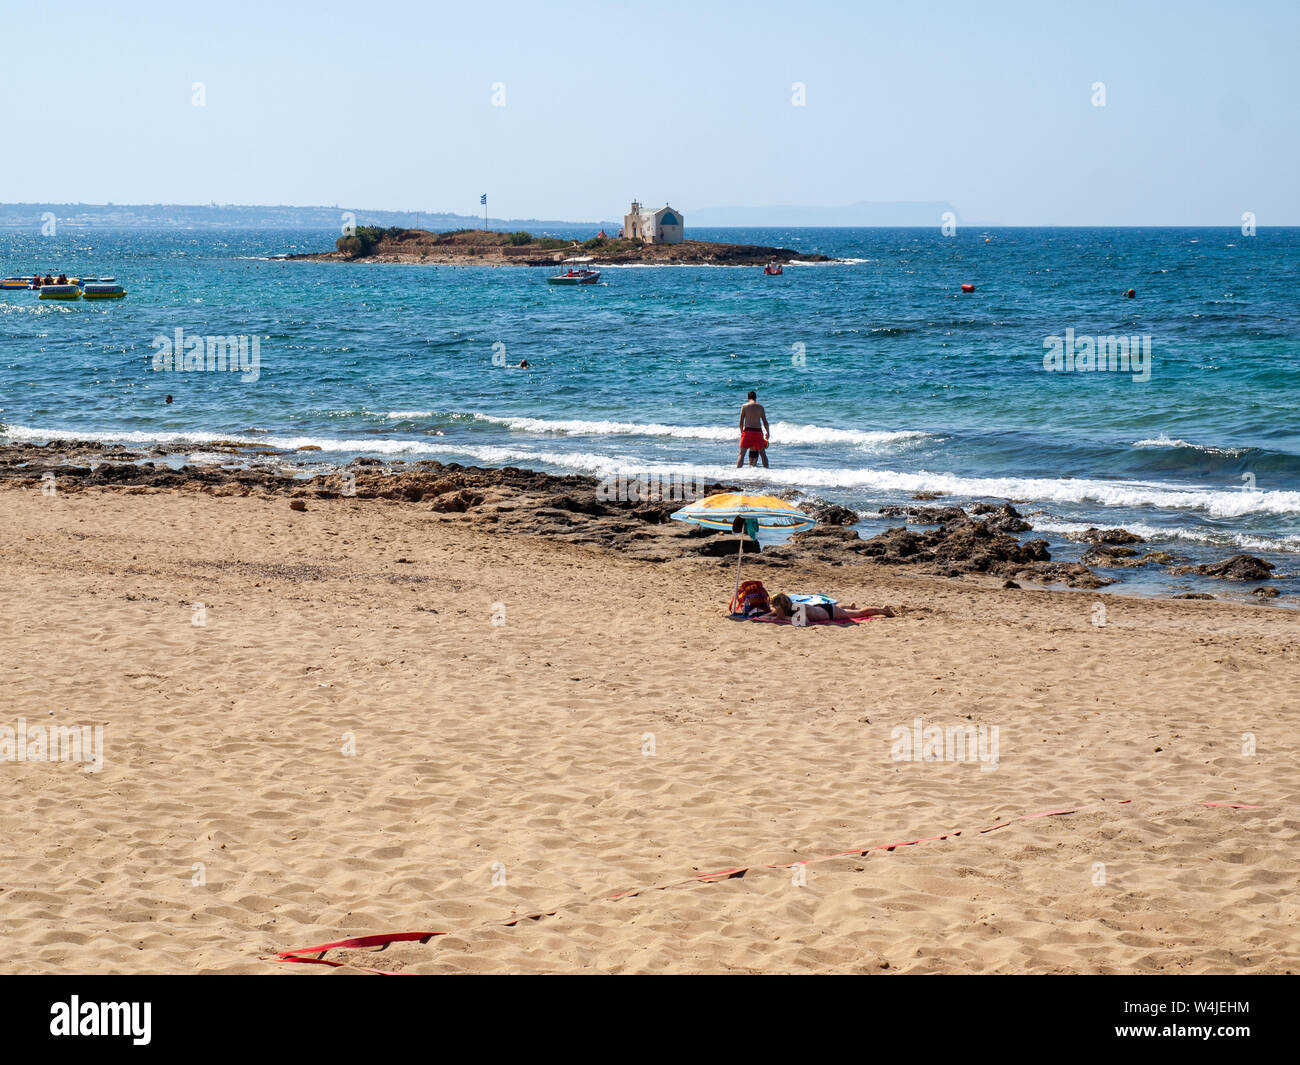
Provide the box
[547,268,600,285]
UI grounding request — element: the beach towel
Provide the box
[727,611,876,626]
[788,593,836,607]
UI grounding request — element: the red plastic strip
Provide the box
[272,799,1264,970]
[276,930,441,957]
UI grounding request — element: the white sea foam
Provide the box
[184,451,243,465]
[1132,434,1249,457]
[7,423,1299,520]
[390,446,1300,518]
[0,424,437,456]
[462,413,929,448]
[1029,519,1300,554]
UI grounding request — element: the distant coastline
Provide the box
[1,200,971,230]
[5,204,1293,229]
[0,202,612,231]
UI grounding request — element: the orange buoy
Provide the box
[961,283,975,293]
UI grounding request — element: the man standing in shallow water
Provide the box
[737,390,770,468]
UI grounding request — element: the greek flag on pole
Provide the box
[480,194,487,205]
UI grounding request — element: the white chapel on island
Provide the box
[622,201,685,244]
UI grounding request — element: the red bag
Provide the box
[731,579,770,616]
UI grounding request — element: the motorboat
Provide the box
[547,268,600,285]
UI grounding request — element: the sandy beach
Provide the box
[2,475,1297,975]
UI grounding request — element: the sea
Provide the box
[2,225,1298,602]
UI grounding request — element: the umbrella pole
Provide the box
[732,534,744,609]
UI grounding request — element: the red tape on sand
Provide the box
[267,798,1264,970]
[273,931,444,975]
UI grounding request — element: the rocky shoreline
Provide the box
[2,439,1289,602]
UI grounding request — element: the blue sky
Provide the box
[4,0,1297,224]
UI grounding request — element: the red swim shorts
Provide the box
[740,428,767,451]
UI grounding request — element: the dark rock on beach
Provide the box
[999,561,1113,589]
[694,536,762,557]
[878,504,968,525]
[801,502,858,525]
[879,501,1032,535]
[1171,553,1275,581]
[428,488,486,512]
[0,441,1268,595]
[1085,547,1186,570]
[794,524,876,551]
[978,505,1034,535]
[784,509,1096,583]
[1077,527,1147,545]
[1082,545,1139,564]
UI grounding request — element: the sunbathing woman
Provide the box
[767,593,894,621]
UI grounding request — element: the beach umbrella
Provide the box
[669,492,817,609]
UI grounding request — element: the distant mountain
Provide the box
[0,203,619,232]
[686,201,965,227]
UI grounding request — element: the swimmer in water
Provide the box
[736,390,770,468]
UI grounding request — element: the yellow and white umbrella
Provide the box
[670,492,817,607]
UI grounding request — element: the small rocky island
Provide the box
[286,226,836,267]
